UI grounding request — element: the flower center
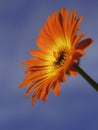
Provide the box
[53,50,69,67]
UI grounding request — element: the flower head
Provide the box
[19,8,93,105]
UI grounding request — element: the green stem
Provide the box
[75,65,98,91]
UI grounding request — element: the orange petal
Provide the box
[32,84,46,105]
[32,77,54,105]
[25,80,44,98]
[72,16,83,33]
[36,36,54,52]
[53,12,64,38]
[24,71,52,88]
[25,70,46,81]
[53,80,60,96]
[59,69,66,82]
[38,88,45,100]
[72,33,85,47]
[18,82,25,88]
[67,9,77,36]
[30,50,47,60]
[21,58,44,66]
[73,49,85,59]
[25,65,49,74]
[60,8,69,36]
[42,78,55,101]
[25,76,50,98]
[44,14,56,42]
[68,66,78,76]
[32,94,37,106]
[47,16,54,35]
[70,16,83,39]
[76,38,93,51]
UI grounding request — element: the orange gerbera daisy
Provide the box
[19,8,93,105]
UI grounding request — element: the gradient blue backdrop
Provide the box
[0,0,98,130]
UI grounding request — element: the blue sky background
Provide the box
[0,0,98,130]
